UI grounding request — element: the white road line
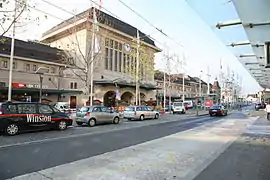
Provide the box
[0,116,213,149]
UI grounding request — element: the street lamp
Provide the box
[35,67,50,103]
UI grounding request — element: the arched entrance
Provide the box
[103,91,116,107]
[140,92,146,104]
[121,91,133,105]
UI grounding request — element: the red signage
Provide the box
[205,100,213,107]
[12,82,26,88]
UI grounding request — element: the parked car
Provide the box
[75,105,120,127]
[255,103,265,111]
[0,102,73,136]
[209,105,228,116]
[172,102,186,114]
[123,106,159,121]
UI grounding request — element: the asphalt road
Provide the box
[0,114,222,180]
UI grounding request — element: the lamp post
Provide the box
[35,67,50,103]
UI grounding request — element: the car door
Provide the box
[92,106,104,123]
[146,106,155,119]
[101,106,114,122]
[37,104,55,128]
[17,103,39,130]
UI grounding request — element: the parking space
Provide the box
[0,113,204,148]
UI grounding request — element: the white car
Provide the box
[172,102,186,114]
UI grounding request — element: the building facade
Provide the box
[0,37,82,103]
[40,8,161,106]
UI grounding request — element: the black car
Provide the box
[0,102,73,136]
[255,103,265,111]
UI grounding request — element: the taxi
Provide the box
[0,102,73,136]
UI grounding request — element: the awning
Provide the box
[94,80,157,90]
[0,87,83,95]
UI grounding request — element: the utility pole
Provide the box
[166,53,172,113]
[7,1,17,101]
[219,59,223,104]
[135,29,140,105]
[182,57,185,102]
[163,71,166,110]
[206,65,211,95]
[89,5,98,106]
[199,70,203,97]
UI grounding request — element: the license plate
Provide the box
[212,110,217,112]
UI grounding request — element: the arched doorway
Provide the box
[140,93,146,104]
[103,91,116,107]
[121,92,133,105]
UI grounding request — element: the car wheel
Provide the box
[140,115,144,121]
[210,114,213,117]
[113,117,120,124]
[181,110,185,114]
[88,118,96,127]
[154,113,159,119]
[58,121,67,130]
[76,122,84,126]
[127,118,132,121]
[5,123,19,136]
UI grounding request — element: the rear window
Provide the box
[124,107,135,111]
[173,102,183,106]
[210,106,221,109]
[79,107,90,112]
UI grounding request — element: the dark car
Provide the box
[255,103,265,111]
[209,105,228,116]
[0,102,73,136]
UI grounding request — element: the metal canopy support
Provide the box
[216,19,242,29]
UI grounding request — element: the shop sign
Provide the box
[12,82,48,89]
[26,84,48,89]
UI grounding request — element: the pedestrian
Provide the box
[265,103,270,120]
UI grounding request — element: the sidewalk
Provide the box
[12,115,258,180]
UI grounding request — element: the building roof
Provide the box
[0,36,63,63]
[42,7,157,48]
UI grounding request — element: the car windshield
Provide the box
[173,102,183,106]
[124,107,135,111]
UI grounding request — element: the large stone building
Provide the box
[154,71,208,104]
[40,8,161,106]
[0,37,81,103]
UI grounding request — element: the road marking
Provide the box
[0,116,214,149]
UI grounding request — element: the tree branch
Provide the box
[0,3,26,37]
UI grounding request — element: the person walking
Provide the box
[265,103,270,120]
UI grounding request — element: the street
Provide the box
[1,108,270,180]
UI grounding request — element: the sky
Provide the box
[1,0,261,94]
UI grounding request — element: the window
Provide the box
[13,62,16,69]
[38,105,53,114]
[1,60,8,68]
[119,43,122,51]
[17,104,36,114]
[126,55,130,72]
[70,82,74,89]
[119,52,122,72]
[114,41,118,49]
[74,82,77,89]
[32,64,37,71]
[51,67,56,74]
[101,106,108,112]
[92,107,101,112]
[3,104,17,114]
[109,49,113,70]
[114,49,118,71]
[105,48,109,69]
[110,39,113,48]
[105,38,109,47]
[123,54,126,73]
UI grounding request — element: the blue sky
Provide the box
[6,0,261,93]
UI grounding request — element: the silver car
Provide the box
[75,106,120,127]
[123,106,160,121]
